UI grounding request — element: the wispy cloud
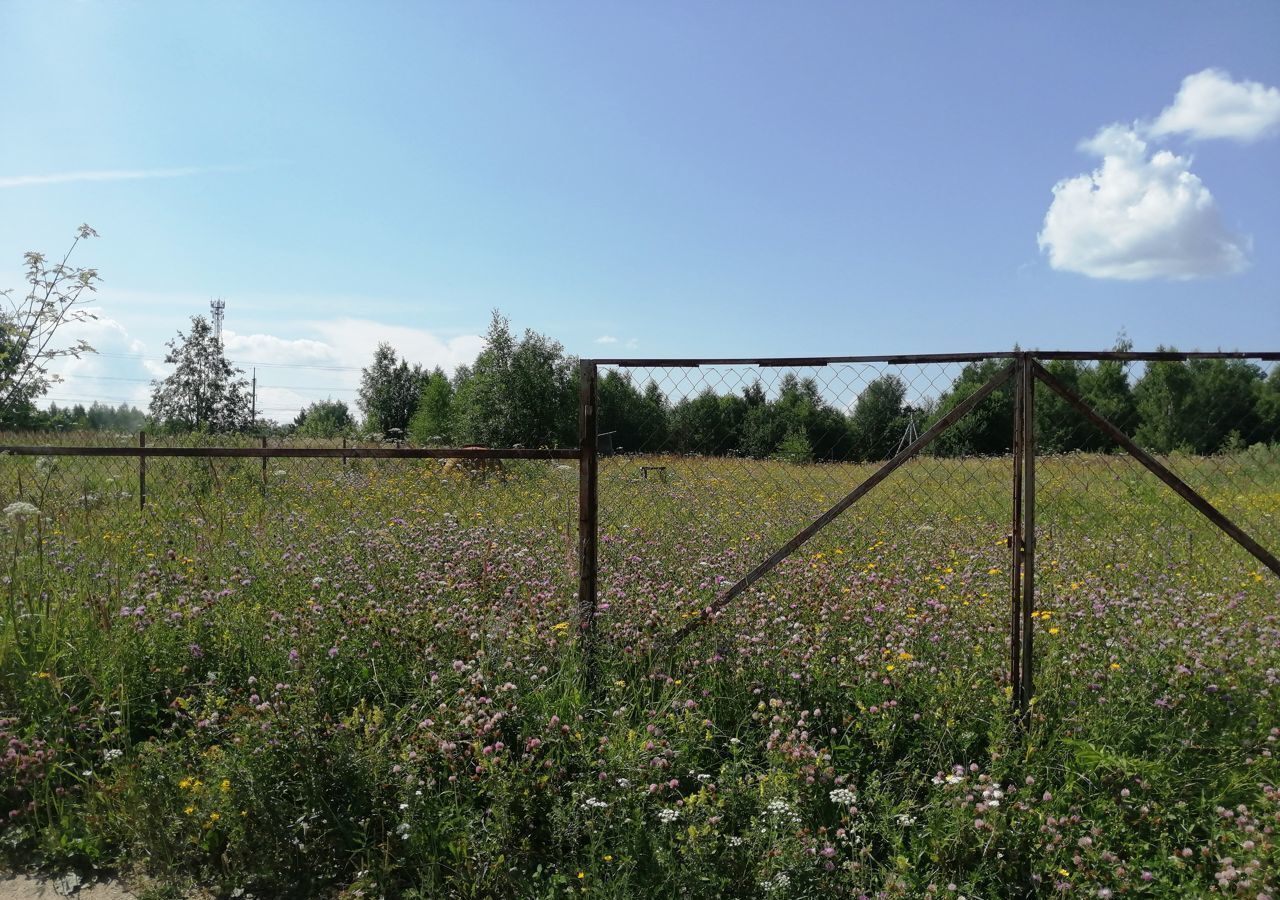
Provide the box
[0,165,243,190]
[594,335,619,344]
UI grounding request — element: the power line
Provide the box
[59,373,358,392]
[90,350,365,372]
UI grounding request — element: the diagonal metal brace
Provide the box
[1032,361,1280,580]
[667,361,1018,649]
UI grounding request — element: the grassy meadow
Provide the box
[0,444,1277,898]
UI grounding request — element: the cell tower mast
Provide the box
[210,298,226,342]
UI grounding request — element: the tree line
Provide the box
[347,318,1280,459]
[1,226,1275,457]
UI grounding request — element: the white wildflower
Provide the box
[656,808,680,824]
[760,872,791,893]
[829,787,857,806]
[4,501,40,521]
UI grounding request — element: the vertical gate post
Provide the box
[577,359,599,691]
[260,435,269,496]
[138,431,147,512]
[1009,357,1024,715]
[1020,354,1037,720]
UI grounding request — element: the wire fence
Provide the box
[2,350,1277,712]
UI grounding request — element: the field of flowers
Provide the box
[0,449,1277,898]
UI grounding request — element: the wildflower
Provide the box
[896,813,918,826]
[3,501,40,520]
[220,779,231,794]
[657,808,680,824]
[829,787,857,805]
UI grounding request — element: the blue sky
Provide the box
[2,1,1278,420]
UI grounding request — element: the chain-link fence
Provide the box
[2,351,1277,713]
[585,351,1280,713]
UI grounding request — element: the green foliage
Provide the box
[1134,352,1266,454]
[451,311,577,447]
[848,374,909,461]
[0,225,100,427]
[357,343,428,437]
[929,360,1016,457]
[148,316,253,433]
[1255,366,1280,443]
[39,401,146,433]
[293,399,355,439]
[408,367,454,446]
[1076,358,1137,449]
[774,428,813,464]
[597,370,668,453]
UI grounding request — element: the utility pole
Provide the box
[251,367,257,428]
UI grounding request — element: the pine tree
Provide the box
[148,316,252,432]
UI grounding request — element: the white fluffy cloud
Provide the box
[1038,125,1249,281]
[1039,69,1278,281]
[1148,68,1280,143]
[43,313,486,423]
[225,319,485,421]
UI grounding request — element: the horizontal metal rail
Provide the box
[0,445,580,460]
[595,352,1015,367]
[595,350,1280,367]
[1031,350,1280,362]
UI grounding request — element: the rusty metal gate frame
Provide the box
[578,350,1280,720]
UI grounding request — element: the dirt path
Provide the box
[0,874,136,900]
